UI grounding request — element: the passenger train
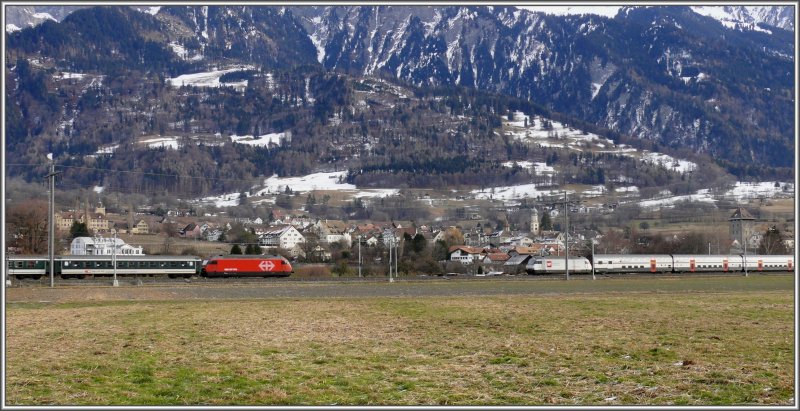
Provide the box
[526,254,794,275]
[6,254,293,280]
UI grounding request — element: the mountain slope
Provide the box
[4,4,794,197]
[289,5,794,176]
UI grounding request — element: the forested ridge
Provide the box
[4,5,794,199]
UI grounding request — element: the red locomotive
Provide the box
[201,255,293,277]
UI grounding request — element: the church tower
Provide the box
[531,208,540,236]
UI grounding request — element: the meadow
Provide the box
[5,275,795,406]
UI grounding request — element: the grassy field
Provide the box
[5,276,795,406]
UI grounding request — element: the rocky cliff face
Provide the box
[5,5,795,183]
[288,6,794,168]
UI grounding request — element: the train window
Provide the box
[15,262,23,268]
[188,261,194,266]
[149,262,157,268]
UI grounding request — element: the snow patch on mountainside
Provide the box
[166,66,253,89]
[723,181,794,200]
[141,136,180,150]
[195,171,400,207]
[229,132,290,147]
[471,184,566,201]
[517,6,620,18]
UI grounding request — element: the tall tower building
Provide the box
[729,207,755,251]
[531,208,540,236]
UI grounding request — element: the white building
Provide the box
[315,220,352,247]
[258,225,306,257]
[70,236,144,255]
[448,246,487,265]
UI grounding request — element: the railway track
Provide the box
[6,271,783,288]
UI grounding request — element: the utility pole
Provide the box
[743,224,748,277]
[112,229,118,287]
[45,156,61,288]
[388,237,394,283]
[564,191,569,281]
[358,235,362,278]
[591,239,595,280]
[540,191,575,280]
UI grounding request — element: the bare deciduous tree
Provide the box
[7,200,49,254]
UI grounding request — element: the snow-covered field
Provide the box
[167,66,254,90]
[53,72,86,80]
[254,171,355,195]
[631,182,793,211]
[95,144,119,154]
[640,152,696,174]
[504,111,698,175]
[636,190,716,211]
[723,181,794,200]
[502,160,555,174]
[193,172,792,211]
[229,132,289,147]
[141,136,180,150]
[505,111,611,150]
[196,171,399,208]
[471,184,567,201]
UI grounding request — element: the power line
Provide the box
[8,163,266,184]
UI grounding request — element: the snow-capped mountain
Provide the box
[4,5,795,196]
[519,5,794,32]
[690,5,794,32]
[286,5,793,170]
[5,5,794,33]
[5,5,87,32]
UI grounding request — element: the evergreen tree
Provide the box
[411,233,427,254]
[246,243,262,255]
[540,213,552,231]
[432,240,449,262]
[69,221,90,238]
[230,244,243,254]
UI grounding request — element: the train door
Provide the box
[650,259,656,273]
[789,259,793,272]
[689,259,695,272]
[757,259,763,271]
[722,258,728,272]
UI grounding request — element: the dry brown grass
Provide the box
[5,282,795,406]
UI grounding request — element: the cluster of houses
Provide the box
[55,202,150,235]
[54,203,793,267]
